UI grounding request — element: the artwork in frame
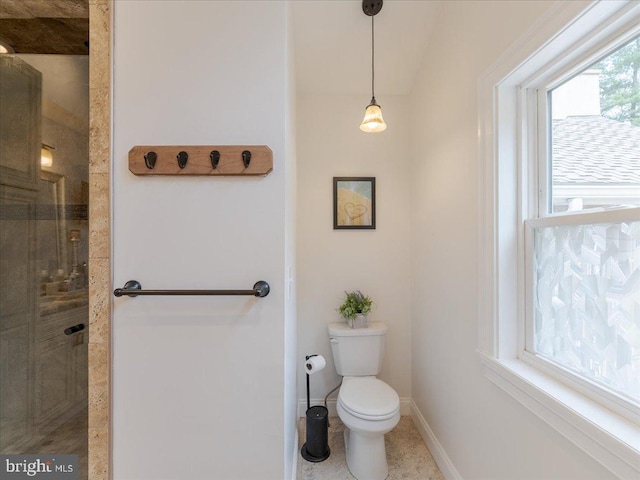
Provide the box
[333,177,376,229]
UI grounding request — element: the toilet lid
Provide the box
[339,377,400,420]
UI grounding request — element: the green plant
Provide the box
[337,290,373,320]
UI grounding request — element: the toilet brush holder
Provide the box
[301,405,330,462]
[301,355,330,462]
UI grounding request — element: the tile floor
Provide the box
[297,416,444,480]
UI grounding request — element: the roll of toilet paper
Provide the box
[305,355,326,375]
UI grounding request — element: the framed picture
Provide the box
[333,177,376,229]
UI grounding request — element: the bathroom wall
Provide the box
[409,1,612,479]
[112,2,295,479]
[283,4,298,478]
[296,94,412,411]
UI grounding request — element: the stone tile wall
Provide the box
[88,1,110,478]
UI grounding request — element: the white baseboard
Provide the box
[290,426,299,480]
[298,397,412,418]
[410,400,462,480]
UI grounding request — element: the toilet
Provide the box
[328,321,400,480]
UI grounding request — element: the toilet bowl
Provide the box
[337,377,400,480]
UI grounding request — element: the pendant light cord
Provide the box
[371,14,375,100]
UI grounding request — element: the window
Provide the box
[478,2,640,478]
[548,41,640,214]
[524,37,640,417]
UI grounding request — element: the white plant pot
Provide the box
[348,314,369,329]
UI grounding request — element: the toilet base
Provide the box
[344,427,389,480]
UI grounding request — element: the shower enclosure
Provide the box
[0,52,89,478]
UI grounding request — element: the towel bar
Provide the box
[113,280,270,298]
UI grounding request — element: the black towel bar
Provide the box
[113,280,270,298]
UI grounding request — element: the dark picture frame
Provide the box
[333,177,376,229]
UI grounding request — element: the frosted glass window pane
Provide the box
[533,221,640,402]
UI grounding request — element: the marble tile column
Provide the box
[88,1,111,478]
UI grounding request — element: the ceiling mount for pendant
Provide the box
[362,0,383,16]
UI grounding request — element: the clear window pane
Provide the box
[550,36,640,214]
[533,221,640,403]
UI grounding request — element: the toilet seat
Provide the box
[338,377,400,421]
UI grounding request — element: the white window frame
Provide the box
[478,1,640,478]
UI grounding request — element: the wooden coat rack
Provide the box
[128,145,273,176]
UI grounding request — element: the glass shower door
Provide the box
[0,53,89,479]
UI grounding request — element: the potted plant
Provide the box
[338,290,373,328]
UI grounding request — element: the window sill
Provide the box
[478,352,640,479]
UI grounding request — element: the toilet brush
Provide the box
[301,355,330,462]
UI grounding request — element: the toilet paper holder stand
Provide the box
[301,354,330,463]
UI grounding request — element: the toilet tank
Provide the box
[328,321,387,376]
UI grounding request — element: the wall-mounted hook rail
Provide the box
[113,280,270,298]
[128,145,273,176]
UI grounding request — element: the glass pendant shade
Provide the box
[40,146,53,167]
[360,99,387,133]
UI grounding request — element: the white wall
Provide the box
[283,3,298,479]
[112,2,295,479]
[410,1,613,479]
[296,94,412,409]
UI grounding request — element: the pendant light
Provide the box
[360,0,386,133]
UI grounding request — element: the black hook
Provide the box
[242,150,251,168]
[177,151,188,169]
[210,150,221,169]
[144,151,157,169]
[362,0,383,16]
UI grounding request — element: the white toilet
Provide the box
[328,321,400,480]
